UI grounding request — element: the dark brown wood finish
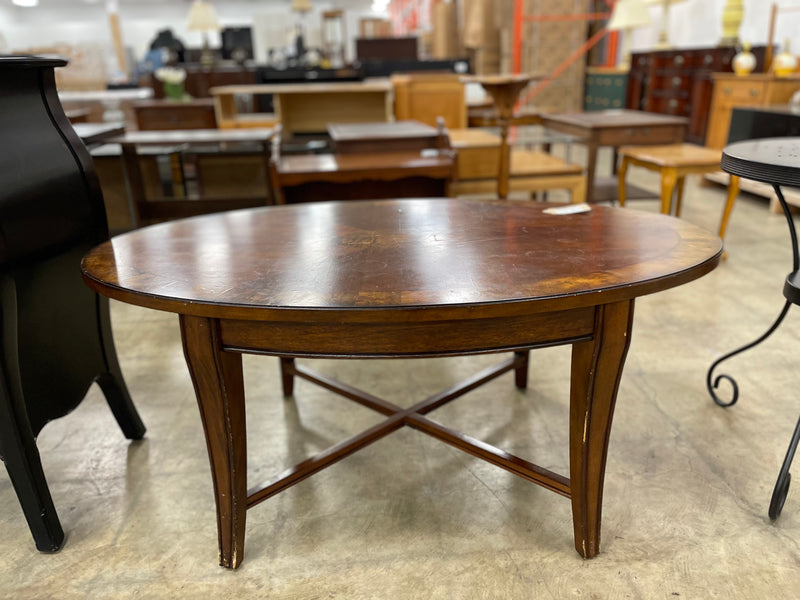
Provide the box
[270,150,454,204]
[82,199,722,568]
[328,120,444,154]
[541,109,687,204]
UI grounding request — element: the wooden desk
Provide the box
[541,109,688,203]
[82,198,722,568]
[210,80,393,135]
[271,150,454,203]
[110,128,274,226]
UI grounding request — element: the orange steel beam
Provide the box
[520,26,610,105]
[513,0,524,73]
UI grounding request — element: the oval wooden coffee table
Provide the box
[82,198,722,568]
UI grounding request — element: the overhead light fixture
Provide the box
[12,0,39,7]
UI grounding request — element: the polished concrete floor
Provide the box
[3,166,800,598]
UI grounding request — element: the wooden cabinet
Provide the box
[626,46,766,145]
[705,74,800,149]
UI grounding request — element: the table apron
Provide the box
[596,125,685,147]
[217,305,596,357]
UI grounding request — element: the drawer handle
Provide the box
[672,76,682,87]
[723,87,732,95]
[704,54,714,66]
[750,88,760,96]
[675,55,685,66]
[669,99,679,109]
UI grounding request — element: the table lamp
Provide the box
[187,0,221,66]
[607,0,652,70]
[647,0,687,49]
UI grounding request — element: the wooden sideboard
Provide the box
[627,45,766,145]
[704,74,800,149]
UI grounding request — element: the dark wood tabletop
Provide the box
[541,109,689,130]
[82,198,720,319]
[81,198,722,569]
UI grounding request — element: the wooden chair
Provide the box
[617,143,740,242]
[448,128,586,202]
[0,56,145,552]
[391,73,467,129]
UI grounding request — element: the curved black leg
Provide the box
[706,300,793,407]
[768,184,800,519]
[769,411,800,520]
[96,296,145,440]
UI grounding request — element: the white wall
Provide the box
[0,0,381,78]
[630,0,800,53]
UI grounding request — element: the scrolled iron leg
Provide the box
[770,412,800,520]
[706,300,793,407]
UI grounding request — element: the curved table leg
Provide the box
[181,315,247,569]
[706,300,792,407]
[569,299,634,558]
[770,411,800,520]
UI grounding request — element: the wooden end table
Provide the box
[541,109,688,204]
[82,198,721,568]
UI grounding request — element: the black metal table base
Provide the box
[706,184,800,520]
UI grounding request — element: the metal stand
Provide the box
[707,185,800,519]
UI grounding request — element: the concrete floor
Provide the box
[2,166,800,598]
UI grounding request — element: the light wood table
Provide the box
[210,80,393,135]
[82,198,722,568]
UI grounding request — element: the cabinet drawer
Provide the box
[716,82,766,103]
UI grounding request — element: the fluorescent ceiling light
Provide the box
[12,0,39,6]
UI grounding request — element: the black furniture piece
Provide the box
[706,137,800,519]
[0,56,145,552]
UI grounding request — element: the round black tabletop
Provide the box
[721,137,800,188]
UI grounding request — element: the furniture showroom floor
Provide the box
[2,160,800,598]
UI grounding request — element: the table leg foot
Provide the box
[180,315,247,569]
[569,300,634,558]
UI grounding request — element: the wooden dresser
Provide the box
[705,74,800,149]
[627,46,766,144]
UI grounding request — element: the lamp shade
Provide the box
[291,0,313,12]
[608,0,652,31]
[187,1,221,32]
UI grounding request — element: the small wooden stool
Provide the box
[618,143,740,241]
[449,128,586,202]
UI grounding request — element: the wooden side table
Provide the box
[706,137,800,519]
